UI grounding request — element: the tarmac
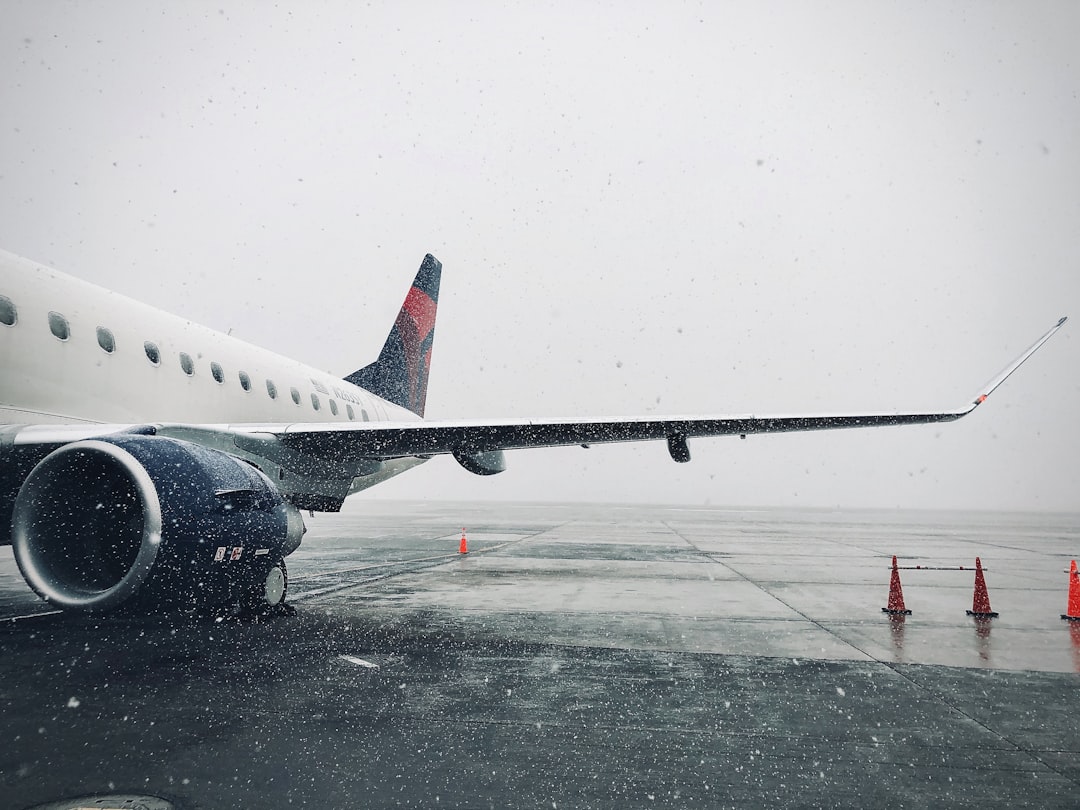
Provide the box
[1,501,1079,808]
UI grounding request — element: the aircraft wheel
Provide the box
[243,559,288,613]
[262,559,288,606]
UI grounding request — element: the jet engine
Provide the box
[12,435,305,613]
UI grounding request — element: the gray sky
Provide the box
[2,2,1077,511]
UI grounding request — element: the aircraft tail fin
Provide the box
[345,254,442,417]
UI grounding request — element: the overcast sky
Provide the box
[2,2,1077,511]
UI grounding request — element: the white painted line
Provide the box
[5,610,63,622]
[339,654,380,669]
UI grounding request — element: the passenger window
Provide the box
[144,341,161,365]
[179,352,195,375]
[96,327,116,353]
[211,361,225,384]
[361,409,369,421]
[239,371,251,391]
[290,387,301,405]
[0,295,16,326]
[311,393,321,411]
[266,379,278,399]
[346,404,355,420]
[329,399,338,416]
[48,311,70,341]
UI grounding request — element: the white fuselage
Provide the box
[0,249,418,429]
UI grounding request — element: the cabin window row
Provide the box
[0,296,368,421]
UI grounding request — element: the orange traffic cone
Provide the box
[1062,560,1080,621]
[882,556,911,615]
[966,557,998,618]
[459,528,468,554]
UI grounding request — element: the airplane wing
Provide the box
[263,315,1068,463]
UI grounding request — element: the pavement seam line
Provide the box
[877,660,1080,789]
[666,522,1080,789]
[291,525,566,603]
[664,521,878,663]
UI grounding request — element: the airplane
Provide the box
[0,248,1067,616]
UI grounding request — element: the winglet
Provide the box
[968,316,1067,410]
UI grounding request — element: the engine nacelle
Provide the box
[12,436,305,613]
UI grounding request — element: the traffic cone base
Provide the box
[883,555,912,615]
[967,557,998,619]
[1062,560,1080,620]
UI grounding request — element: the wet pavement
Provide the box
[1,501,1079,808]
